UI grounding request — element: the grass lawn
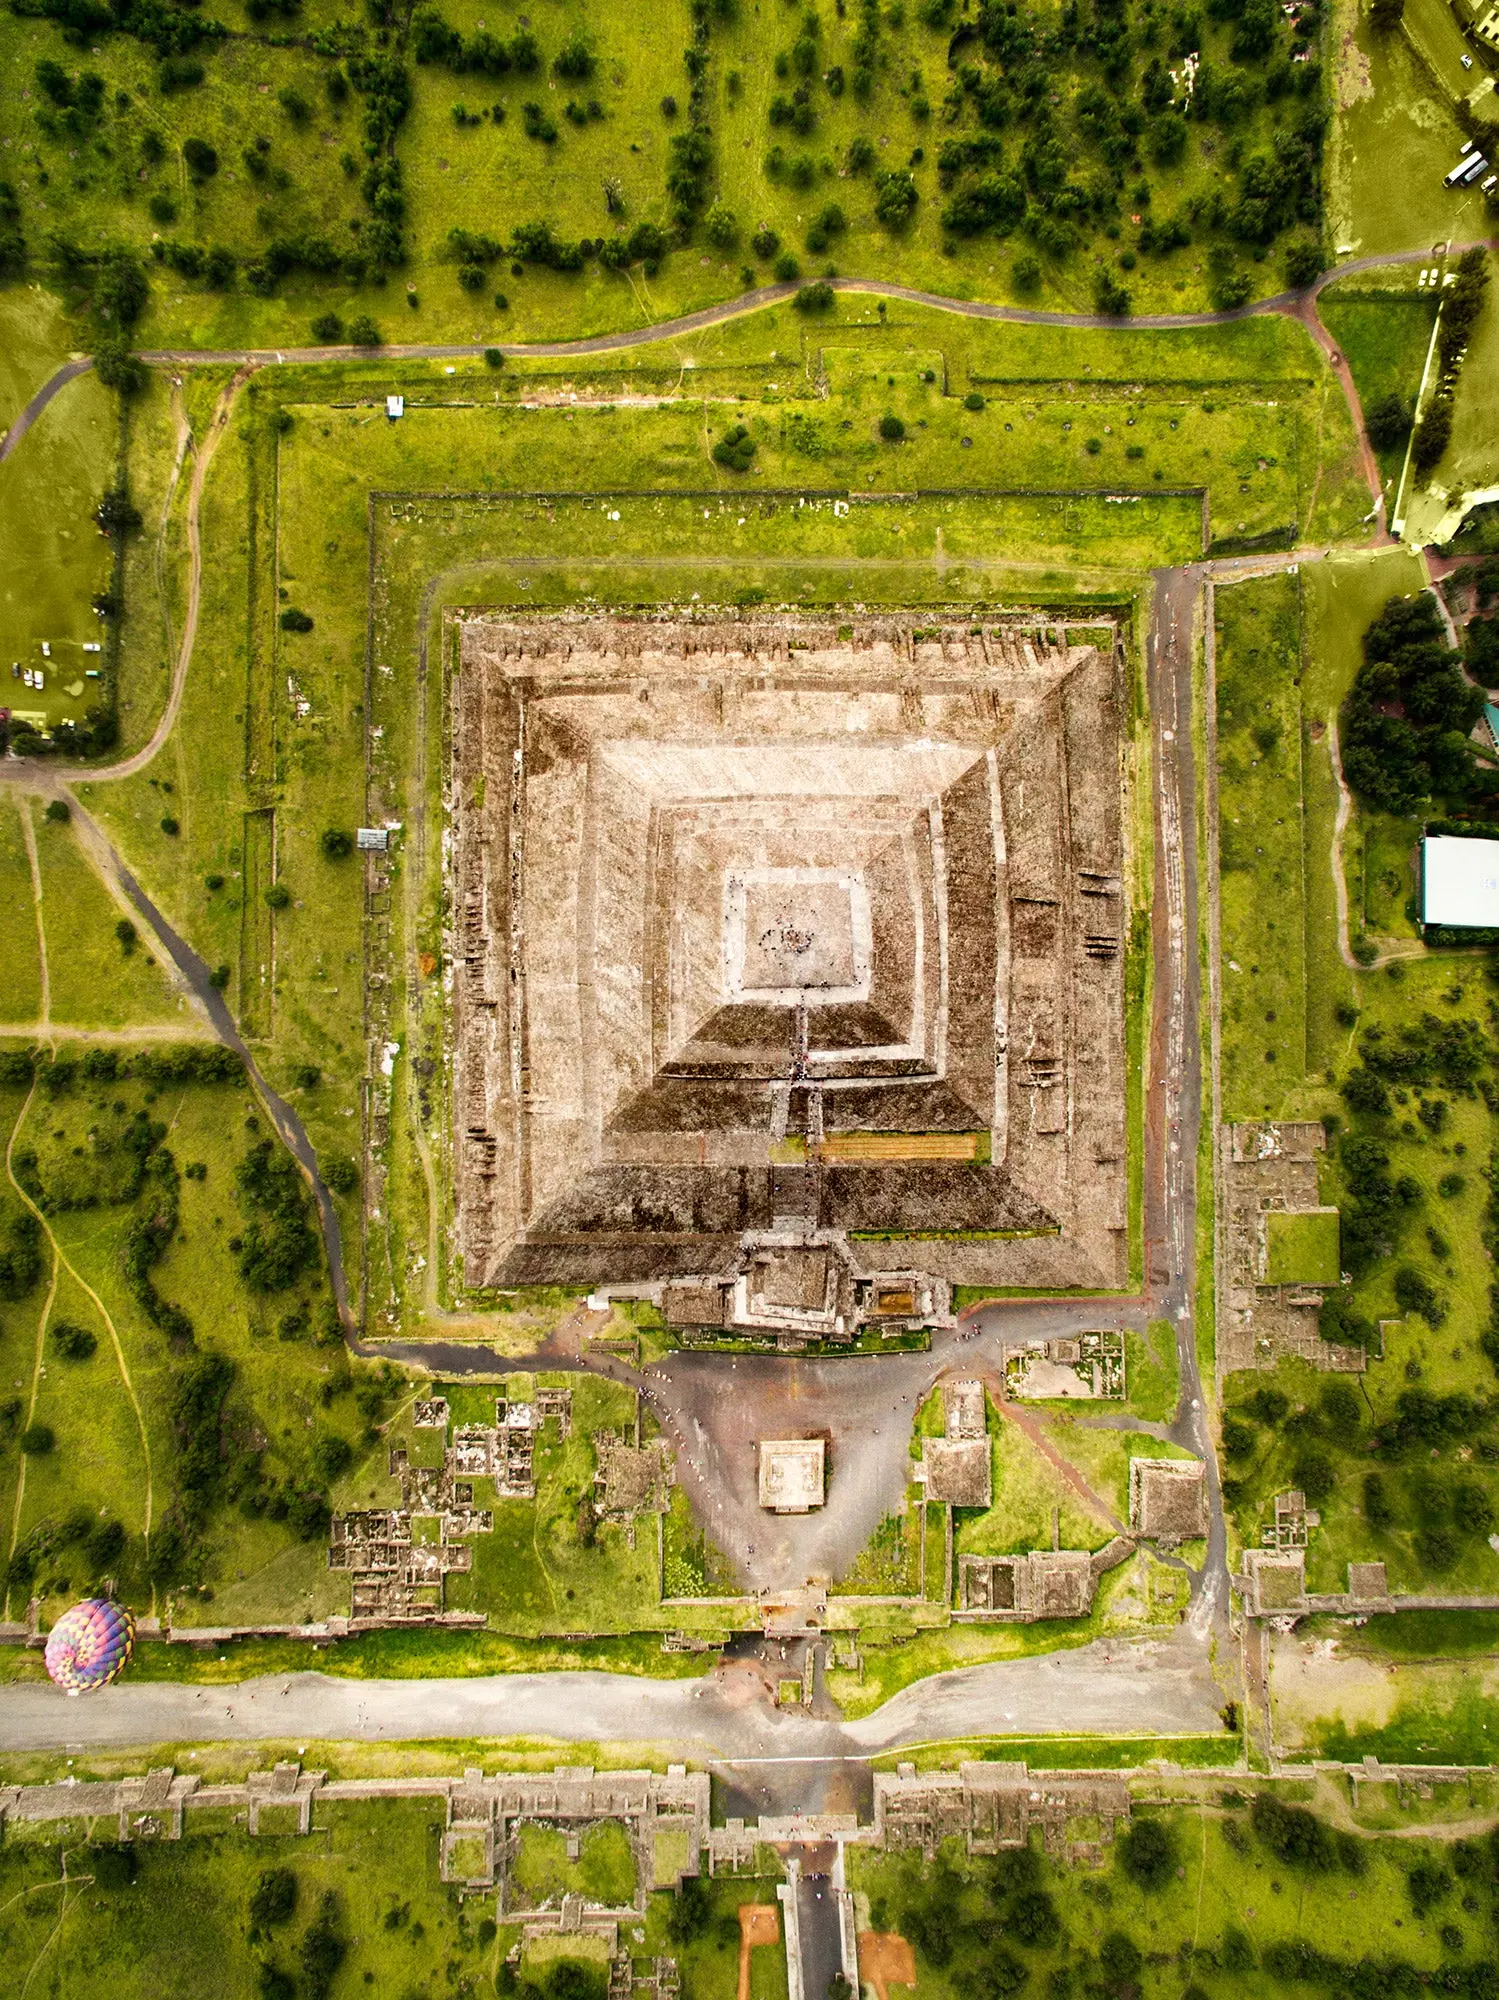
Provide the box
[2,0,1337,366]
[1326,0,1479,261]
[0,361,116,737]
[850,1802,1469,1999]
[512,1819,637,1909]
[0,1044,369,1629]
[0,795,44,1021]
[1263,1208,1340,1285]
[1318,275,1437,490]
[0,1798,503,1999]
[29,800,201,1029]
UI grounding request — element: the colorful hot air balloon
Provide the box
[44,1599,135,1695]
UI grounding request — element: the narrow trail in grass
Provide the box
[3,1079,56,1607]
[90,362,260,784]
[17,796,49,1037]
[1,1073,156,1556]
[0,1021,213,1043]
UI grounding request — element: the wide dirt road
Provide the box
[0,1632,1220,1755]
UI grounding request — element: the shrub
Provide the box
[310,312,342,342]
[51,1320,97,1362]
[484,347,505,367]
[772,251,801,282]
[874,168,918,228]
[319,827,354,859]
[1013,254,1041,292]
[794,280,835,311]
[347,316,382,347]
[279,608,314,634]
[44,799,71,823]
[704,201,739,249]
[711,424,757,472]
[1291,1446,1335,1501]
[116,918,138,952]
[323,1157,359,1196]
[963,391,985,411]
[1284,239,1322,288]
[879,413,906,441]
[265,883,291,910]
[20,1425,55,1455]
[1117,1816,1175,1889]
[92,1843,139,1890]
[250,1866,299,1929]
[182,138,218,179]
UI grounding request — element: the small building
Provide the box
[357,826,390,852]
[1129,1457,1208,1542]
[923,1437,992,1508]
[1421,833,1499,928]
[386,395,404,419]
[757,1438,825,1513]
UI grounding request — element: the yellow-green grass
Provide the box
[1438,254,1499,499]
[0,1798,504,1998]
[0,1053,367,1626]
[952,1415,1110,1560]
[1127,1322,1180,1423]
[29,801,199,1029]
[1318,278,1438,488]
[0,286,83,434]
[833,1490,923,1598]
[114,370,194,759]
[344,1376,671,1635]
[1359,809,1422,938]
[1045,1421,1197,1529]
[1327,0,1480,260]
[1263,1208,1341,1285]
[0,364,115,736]
[850,1810,1463,1999]
[513,1819,636,1907]
[0,795,43,1021]
[1215,568,1314,1120]
[4,0,1331,362]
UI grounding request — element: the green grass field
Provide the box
[1264,1207,1340,1285]
[1319,276,1437,488]
[0,0,1333,362]
[0,1046,370,1630]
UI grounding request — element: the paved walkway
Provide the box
[0,1633,1221,1754]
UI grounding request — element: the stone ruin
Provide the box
[329,1388,573,1623]
[957,1537,1135,1621]
[1001,1328,1126,1400]
[1219,1122,1363,1377]
[920,1378,992,1508]
[872,1763,1130,1862]
[450,614,1129,1329]
[1128,1457,1208,1545]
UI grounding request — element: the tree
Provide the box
[1284,239,1322,288]
[1412,398,1453,473]
[279,608,314,633]
[1117,1816,1175,1889]
[873,168,918,228]
[1365,391,1411,451]
[310,312,342,342]
[51,1321,97,1362]
[1099,1931,1142,1985]
[44,799,70,823]
[182,137,218,179]
[1370,0,1404,26]
[347,315,382,347]
[879,413,906,440]
[711,424,757,471]
[20,1425,55,1455]
[320,827,354,859]
[116,917,138,952]
[704,200,739,249]
[300,1890,347,2000]
[794,280,835,311]
[249,1866,299,1930]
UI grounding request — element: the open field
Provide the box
[0,1046,370,1631]
[0,0,1334,362]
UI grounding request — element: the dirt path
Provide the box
[89,363,259,784]
[3,1080,55,1610]
[16,796,49,1035]
[0,357,92,465]
[0,1021,213,1043]
[0,1077,155,1557]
